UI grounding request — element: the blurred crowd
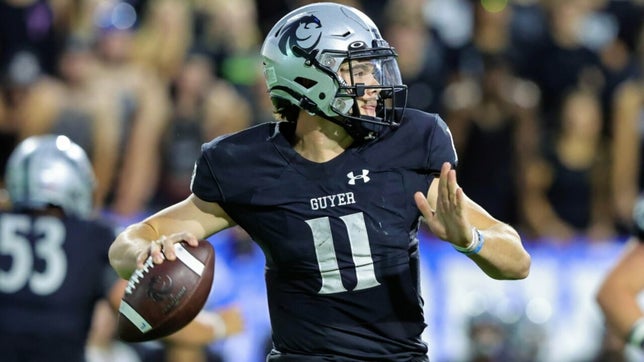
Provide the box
[0,0,643,361]
[0,0,643,244]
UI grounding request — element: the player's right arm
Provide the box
[108,194,235,280]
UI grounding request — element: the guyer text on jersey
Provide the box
[310,192,356,210]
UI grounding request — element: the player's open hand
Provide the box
[138,232,200,268]
[414,162,472,247]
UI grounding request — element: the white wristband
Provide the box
[628,317,644,349]
[452,227,484,255]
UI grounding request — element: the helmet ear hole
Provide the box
[294,77,317,89]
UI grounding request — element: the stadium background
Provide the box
[0,0,643,361]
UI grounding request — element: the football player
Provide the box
[596,195,644,352]
[0,135,239,362]
[108,3,531,361]
[0,135,120,362]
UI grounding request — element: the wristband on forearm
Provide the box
[627,317,644,349]
[452,227,484,255]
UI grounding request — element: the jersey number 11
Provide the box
[305,212,381,294]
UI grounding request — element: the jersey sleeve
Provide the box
[396,109,458,174]
[361,109,458,176]
[425,113,458,174]
[190,123,286,204]
[190,138,225,202]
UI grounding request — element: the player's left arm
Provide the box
[596,238,644,348]
[415,162,531,280]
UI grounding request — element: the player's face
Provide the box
[338,59,381,117]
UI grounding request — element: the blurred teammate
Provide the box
[108,3,531,360]
[0,134,239,362]
[596,195,644,352]
[0,135,119,362]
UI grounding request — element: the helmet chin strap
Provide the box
[272,84,396,141]
[270,82,380,141]
[305,95,378,141]
[329,103,387,141]
[332,117,378,141]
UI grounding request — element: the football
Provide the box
[117,240,215,342]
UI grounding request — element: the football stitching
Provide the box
[125,256,155,295]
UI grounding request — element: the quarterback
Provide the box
[109,3,530,360]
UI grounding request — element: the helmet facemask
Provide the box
[323,40,408,140]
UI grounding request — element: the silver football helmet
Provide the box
[5,134,95,218]
[261,2,407,140]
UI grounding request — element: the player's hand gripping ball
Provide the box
[117,240,215,342]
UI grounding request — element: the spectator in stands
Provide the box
[192,0,261,85]
[594,0,643,127]
[0,50,60,189]
[522,87,614,242]
[49,36,121,212]
[92,5,171,219]
[154,53,253,209]
[133,0,193,84]
[445,54,540,228]
[0,0,62,76]
[381,0,455,116]
[443,0,542,227]
[526,0,604,131]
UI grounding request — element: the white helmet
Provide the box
[5,135,95,218]
[261,2,407,140]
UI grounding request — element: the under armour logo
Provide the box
[347,169,370,185]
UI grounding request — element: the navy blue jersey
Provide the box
[0,211,116,362]
[191,109,457,360]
